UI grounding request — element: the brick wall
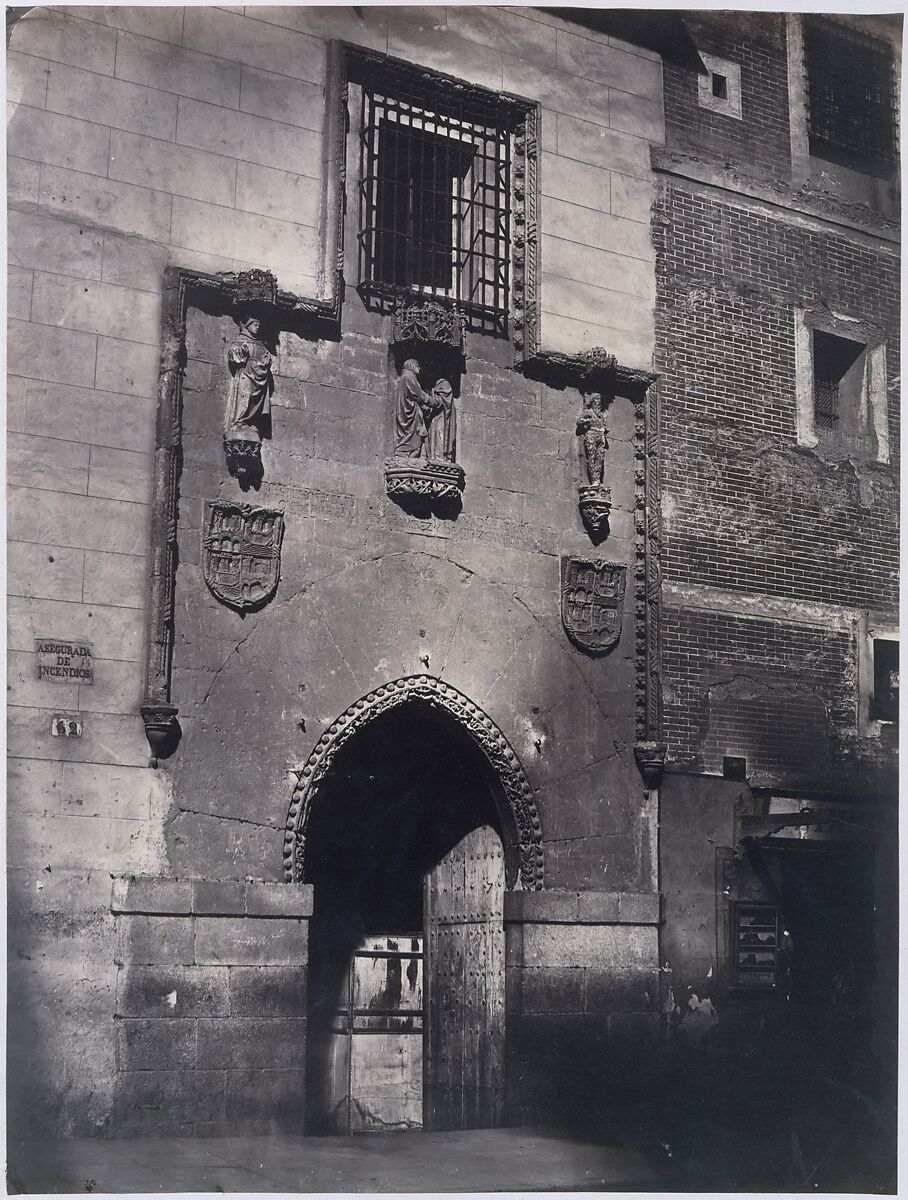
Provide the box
[663,11,792,181]
[655,178,899,787]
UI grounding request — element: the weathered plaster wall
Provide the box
[7,5,662,1138]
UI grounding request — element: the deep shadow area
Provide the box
[303,701,506,1135]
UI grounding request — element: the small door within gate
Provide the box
[425,823,506,1130]
[329,934,425,1132]
[318,823,505,1133]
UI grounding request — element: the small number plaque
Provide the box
[51,715,82,738]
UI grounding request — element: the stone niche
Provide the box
[384,297,466,514]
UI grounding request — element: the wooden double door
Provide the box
[322,824,505,1133]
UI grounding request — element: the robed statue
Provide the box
[427,377,456,462]
[226,316,273,435]
[393,359,457,462]
[394,358,432,457]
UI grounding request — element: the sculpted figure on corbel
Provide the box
[224,313,273,485]
[577,391,611,540]
[386,357,464,506]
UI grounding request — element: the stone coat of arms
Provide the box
[560,556,626,655]
[202,501,284,611]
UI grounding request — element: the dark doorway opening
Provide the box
[304,701,507,1135]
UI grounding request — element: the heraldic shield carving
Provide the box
[561,556,627,655]
[203,501,284,611]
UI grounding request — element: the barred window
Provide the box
[804,17,897,171]
[353,60,522,334]
[732,903,781,989]
[812,330,865,433]
[870,638,898,722]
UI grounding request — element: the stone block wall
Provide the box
[111,876,312,1136]
[7,5,666,1138]
[168,302,648,893]
[503,890,661,1126]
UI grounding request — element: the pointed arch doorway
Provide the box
[287,677,542,1135]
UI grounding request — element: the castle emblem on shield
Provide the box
[560,556,626,654]
[202,501,284,611]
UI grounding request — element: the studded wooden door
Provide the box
[424,823,505,1130]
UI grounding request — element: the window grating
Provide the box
[813,377,839,430]
[804,17,897,170]
[733,904,781,989]
[357,79,513,332]
[870,638,898,722]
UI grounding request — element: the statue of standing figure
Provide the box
[393,358,457,462]
[577,392,608,485]
[226,316,273,436]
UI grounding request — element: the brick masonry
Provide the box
[654,177,899,791]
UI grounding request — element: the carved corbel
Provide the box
[634,740,667,789]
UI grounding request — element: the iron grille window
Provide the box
[357,76,513,328]
[812,329,865,433]
[732,903,781,989]
[813,377,839,430]
[804,17,897,171]
[870,638,899,722]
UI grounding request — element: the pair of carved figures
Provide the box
[393,359,456,463]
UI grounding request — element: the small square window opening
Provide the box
[712,72,728,100]
[812,329,866,433]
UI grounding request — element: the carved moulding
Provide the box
[561,556,627,656]
[285,675,544,891]
[520,346,665,784]
[202,500,284,612]
[141,265,332,764]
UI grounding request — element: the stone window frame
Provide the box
[697,52,743,121]
[792,305,889,463]
[858,614,899,737]
[323,42,541,360]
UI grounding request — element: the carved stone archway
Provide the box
[284,675,544,890]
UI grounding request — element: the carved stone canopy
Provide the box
[390,295,465,380]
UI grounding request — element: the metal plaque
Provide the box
[560,556,626,655]
[202,500,284,611]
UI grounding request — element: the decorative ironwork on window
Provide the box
[354,61,522,336]
[804,17,897,171]
[732,903,781,989]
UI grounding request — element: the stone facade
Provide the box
[6,6,898,1180]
